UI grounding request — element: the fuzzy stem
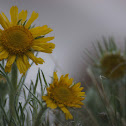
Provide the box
[33,106,47,126]
[11,63,18,89]
[9,63,18,125]
[124,82,126,120]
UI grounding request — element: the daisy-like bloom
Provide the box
[0,6,55,74]
[42,72,85,120]
[100,53,126,79]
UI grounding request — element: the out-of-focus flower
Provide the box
[100,53,126,79]
[0,6,55,74]
[42,72,85,120]
[85,37,126,80]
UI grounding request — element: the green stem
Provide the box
[33,106,47,126]
[11,63,18,89]
[9,63,18,125]
[114,83,119,126]
[124,82,126,120]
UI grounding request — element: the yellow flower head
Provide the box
[0,6,55,74]
[100,53,126,79]
[42,72,85,120]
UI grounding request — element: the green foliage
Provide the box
[0,61,50,126]
[0,37,126,126]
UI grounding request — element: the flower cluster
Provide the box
[0,6,85,121]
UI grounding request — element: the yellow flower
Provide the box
[42,72,85,120]
[100,53,126,79]
[0,6,55,74]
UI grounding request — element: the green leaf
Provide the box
[41,70,48,88]
[103,37,109,51]
[14,101,21,126]
[109,37,117,51]
[0,98,9,123]
[83,49,97,63]
[97,41,104,55]
[23,20,27,26]
[124,39,126,55]
[17,19,22,25]
[26,111,31,126]
[23,88,26,101]
[92,42,101,57]
[23,84,43,107]
[33,70,39,94]
[30,24,36,29]
[35,36,44,39]
[38,69,44,96]
[19,102,25,126]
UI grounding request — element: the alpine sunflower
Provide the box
[42,72,85,120]
[0,6,55,74]
[100,53,126,79]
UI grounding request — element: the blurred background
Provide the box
[1,0,126,85]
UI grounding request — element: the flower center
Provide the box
[100,54,126,79]
[52,86,73,104]
[0,26,34,54]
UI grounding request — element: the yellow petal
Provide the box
[0,29,2,33]
[0,14,8,29]
[30,25,47,32]
[78,101,84,105]
[32,46,45,51]
[0,46,4,52]
[64,74,69,84]
[26,51,44,65]
[0,50,9,60]
[59,106,73,120]
[32,46,53,53]
[72,82,81,90]
[77,92,85,97]
[47,102,57,109]
[5,65,12,73]
[32,43,55,53]
[69,104,81,108]
[62,74,73,87]
[6,55,16,67]
[53,72,58,84]
[33,37,54,45]
[23,55,31,68]
[42,96,57,109]
[74,87,84,92]
[78,97,85,101]
[10,6,18,25]
[25,11,38,28]
[16,57,24,74]
[1,12,11,27]
[68,78,73,86]
[42,96,49,101]
[41,28,53,36]
[30,25,53,37]
[18,10,27,23]
[16,56,29,74]
[59,75,64,85]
